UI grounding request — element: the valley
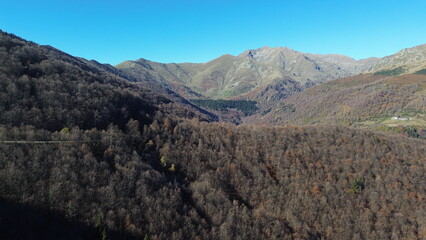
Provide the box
[1,30,426,240]
[117,43,426,137]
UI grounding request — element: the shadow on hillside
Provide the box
[0,198,138,240]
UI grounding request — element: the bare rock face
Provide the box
[371,44,426,74]
[375,44,426,68]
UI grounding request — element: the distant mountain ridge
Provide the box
[373,44,426,70]
[116,46,382,99]
[116,44,426,102]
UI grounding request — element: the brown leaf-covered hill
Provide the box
[2,119,426,239]
[246,72,426,134]
[0,30,216,131]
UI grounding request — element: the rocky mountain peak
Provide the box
[372,44,426,72]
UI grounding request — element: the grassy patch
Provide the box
[373,66,406,76]
[400,109,424,117]
[274,104,296,113]
[352,112,426,135]
[219,84,254,98]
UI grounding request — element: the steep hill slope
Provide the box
[3,118,426,239]
[0,30,216,239]
[0,30,216,131]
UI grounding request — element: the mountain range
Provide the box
[1,30,426,240]
[115,42,426,130]
[116,44,426,101]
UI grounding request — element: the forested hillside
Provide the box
[2,120,426,239]
[247,73,426,137]
[0,30,215,131]
[1,31,426,240]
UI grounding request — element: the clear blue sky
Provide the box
[1,0,425,64]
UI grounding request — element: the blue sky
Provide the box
[1,0,425,64]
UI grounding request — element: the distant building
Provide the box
[392,116,410,121]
